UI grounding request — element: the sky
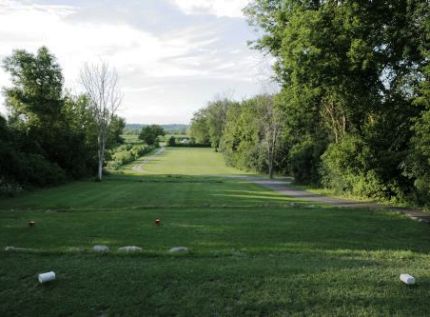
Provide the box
[0,0,276,124]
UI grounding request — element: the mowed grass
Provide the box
[122,147,250,175]
[1,148,430,316]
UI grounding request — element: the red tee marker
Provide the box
[155,218,160,226]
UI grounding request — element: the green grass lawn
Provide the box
[121,147,249,175]
[1,147,429,316]
[120,134,142,144]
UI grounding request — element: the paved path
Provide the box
[131,147,165,173]
[245,176,430,224]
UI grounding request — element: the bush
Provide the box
[17,153,67,187]
[0,177,23,197]
[320,135,389,199]
[109,144,155,169]
[168,136,176,146]
[288,139,325,184]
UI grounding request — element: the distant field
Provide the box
[121,147,249,175]
[0,147,429,316]
[124,123,188,135]
[120,134,142,144]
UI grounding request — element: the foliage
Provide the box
[108,144,154,170]
[220,97,266,172]
[0,178,22,197]
[319,135,390,199]
[0,47,125,189]
[189,109,210,145]
[138,124,165,146]
[288,138,325,185]
[191,95,286,176]
[244,0,430,204]
[190,98,238,148]
[167,136,176,146]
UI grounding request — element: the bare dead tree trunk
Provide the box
[80,62,122,181]
[268,123,278,179]
[322,99,347,144]
[261,95,282,179]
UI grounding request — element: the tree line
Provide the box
[191,0,430,205]
[0,47,124,195]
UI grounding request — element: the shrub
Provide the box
[19,153,67,187]
[0,178,23,197]
[168,136,176,146]
[320,135,390,199]
[289,139,325,184]
[109,144,155,169]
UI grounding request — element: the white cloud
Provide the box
[0,0,273,123]
[171,0,250,18]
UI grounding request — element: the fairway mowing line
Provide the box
[0,202,325,213]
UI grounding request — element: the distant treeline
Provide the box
[125,124,188,135]
[0,47,124,195]
[191,1,430,205]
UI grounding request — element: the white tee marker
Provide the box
[400,274,416,285]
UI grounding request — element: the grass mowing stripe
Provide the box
[0,147,429,316]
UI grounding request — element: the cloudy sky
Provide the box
[0,0,275,124]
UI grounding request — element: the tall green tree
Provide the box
[138,125,165,146]
[2,47,69,184]
[205,98,233,151]
[3,46,64,127]
[246,0,430,200]
[1,47,125,189]
[190,109,210,145]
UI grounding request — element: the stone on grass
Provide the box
[93,245,110,253]
[118,246,142,253]
[169,246,189,254]
[4,246,31,252]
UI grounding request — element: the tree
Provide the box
[168,136,176,146]
[205,98,232,151]
[190,109,210,145]
[138,125,165,146]
[80,62,122,181]
[3,46,64,127]
[245,0,430,200]
[1,47,70,185]
[259,95,283,178]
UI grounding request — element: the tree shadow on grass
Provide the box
[0,174,429,255]
[1,252,429,316]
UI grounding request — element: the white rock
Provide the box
[400,273,416,285]
[169,246,189,254]
[92,245,110,253]
[4,246,31,252]
[118,246,142,253]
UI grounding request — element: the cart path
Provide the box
[131,147,165,172]
[244,176,430,224]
